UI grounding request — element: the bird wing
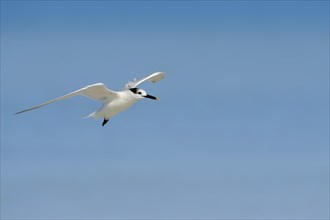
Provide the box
[15,83,117,114]
[125,72,165,89]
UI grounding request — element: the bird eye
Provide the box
[138,92,142,95]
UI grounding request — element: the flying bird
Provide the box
[15,72,165,126]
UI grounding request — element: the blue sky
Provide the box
[1,1,329,219]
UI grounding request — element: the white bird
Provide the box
[15,72,165,126]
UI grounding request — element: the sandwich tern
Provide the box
[15,72,165,126]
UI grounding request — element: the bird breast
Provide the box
[99,92,138,118]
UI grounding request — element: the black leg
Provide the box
[102,118,109,126]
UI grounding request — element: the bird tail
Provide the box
[83,111,97,119]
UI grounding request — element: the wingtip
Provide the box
[14,111,23,115]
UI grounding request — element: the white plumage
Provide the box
[15,72,165,126]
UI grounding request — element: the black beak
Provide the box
[144,94,159,100]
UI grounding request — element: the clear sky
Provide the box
[1,1,329,219]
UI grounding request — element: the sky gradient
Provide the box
[1,1,329,219]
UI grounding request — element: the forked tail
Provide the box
[83,111,97,119]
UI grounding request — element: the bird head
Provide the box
[129,88,159,100]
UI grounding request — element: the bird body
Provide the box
[88,90,140,119]
[15,72,165,126]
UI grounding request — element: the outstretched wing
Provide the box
[15,83,117,115]
[125,72,165,89]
